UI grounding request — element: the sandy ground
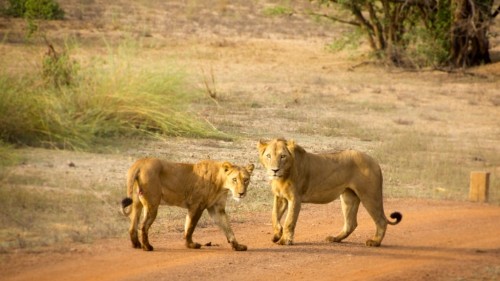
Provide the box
[2,199,500,281]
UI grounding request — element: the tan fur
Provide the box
[258,138,402,247]
[121,158,254,251]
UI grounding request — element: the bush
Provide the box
[4,0,64,20]
[0,44,226,150]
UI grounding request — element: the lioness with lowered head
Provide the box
[121,158,254,251]
[258,138,402,247]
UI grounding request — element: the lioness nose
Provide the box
[239,192,245,196]
[272,168,279,173]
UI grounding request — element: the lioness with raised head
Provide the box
[258,138,402,247]
[121,158,254,251]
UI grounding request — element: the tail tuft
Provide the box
[122,197,133,208]
[121,197,133,216]
[389,212,402,225]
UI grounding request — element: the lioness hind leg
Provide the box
[128,197,142,249]
[327,189,360,243]
[138,204,158,251]
[361,199,387,247]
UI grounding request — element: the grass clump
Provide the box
[0,44,225,150]
[262,5,294,16]
[0,141,19,182]
[0,141,18,166]
[42,42,79,88]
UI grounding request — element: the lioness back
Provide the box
[322,150,382,181]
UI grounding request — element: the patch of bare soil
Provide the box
[1,199,499,281]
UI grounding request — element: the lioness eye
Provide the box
[280,154,286,159]
[266,154,271,159]
[232,178,237,183]
[244,179,249,184]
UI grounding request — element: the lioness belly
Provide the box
[160,189,189,208]
[301,185,345,204]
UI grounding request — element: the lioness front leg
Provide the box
[184,208,204,249]
[277,198,300,245]
[208,205,247,251]
[271,196,288,243]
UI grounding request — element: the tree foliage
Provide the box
[313,0,498,67]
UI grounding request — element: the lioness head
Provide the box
[258,138,295,180]
[222,162,255,202]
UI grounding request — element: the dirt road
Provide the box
[2,199,499,281]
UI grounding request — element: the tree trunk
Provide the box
[451,0,493,67]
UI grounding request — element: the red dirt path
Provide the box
[2,199,499,281]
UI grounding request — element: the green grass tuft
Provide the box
[262,5,294,16]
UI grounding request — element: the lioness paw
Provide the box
[187,242,202,249]
[131,240,141,249]
[277,238,293,245]
[365,239,381,247]
[326,236,342,243]
[232,243,247,251]
[272,235,281,243]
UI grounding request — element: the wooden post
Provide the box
[469,171,490,202]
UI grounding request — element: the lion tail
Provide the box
[387,212,402,225]
[121,197,133,216]
[121,164,141,216]
[380,167,402,226]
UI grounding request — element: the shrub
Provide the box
[4,0,64,20]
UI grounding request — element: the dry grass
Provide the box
[0,174,125,252]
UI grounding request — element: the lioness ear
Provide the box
[222,162,233,173]
[286,139,296,156]
[246,163,255,174]
[257,139,268,155]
